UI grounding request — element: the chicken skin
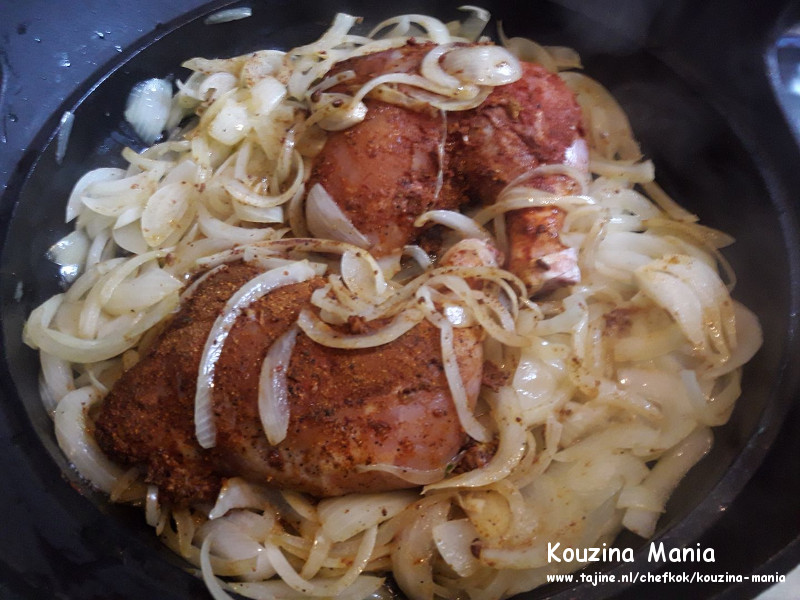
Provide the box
[94,261,483,503]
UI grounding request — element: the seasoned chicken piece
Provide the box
[94,261,483,503]
[451,61,586,295]
[309,43,585,294]
[307,100,465,256]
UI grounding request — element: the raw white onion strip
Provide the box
[145,485,161,528]
[54,386,124,493]
[55,110,75,166]
[621,427,713,538]
[258,324,299,445]
[420,44,463,91]
[208,477,272,520]
[441,45,522,86]
[204,7,253,25]
[414,209,493,242]
[356,463,446,486]
[200,532,237,600]
[296,307,425,350]
[427,310,491,442]
[78,249,170,339]
[455,5,491,41]
[390,498,449,600]
[24,293,178,363]
[433,518,481,577]
[124,78,173,144]
[318,491,418,542]
[65,168,127,222]
[195,261,318,449]
[290,12,360,59]
[39,350,75,413]
[424,388,527,491]
[264,525,378,597]
[300,529,332,580]
[305,184,371,247]
[368,14,452,44]
[341,249,388,301]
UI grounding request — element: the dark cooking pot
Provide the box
[1,1,799,598]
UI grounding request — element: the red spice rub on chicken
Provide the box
[94,262,483,504]
[308,42,586,294]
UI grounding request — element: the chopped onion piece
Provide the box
[204,7,253,25]
[124,78,173,144]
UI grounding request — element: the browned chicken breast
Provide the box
[94,261,483,504]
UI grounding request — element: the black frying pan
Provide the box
[1,1,799,598]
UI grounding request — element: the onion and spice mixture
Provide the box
[23,8,762,600]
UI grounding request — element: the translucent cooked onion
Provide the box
[258,324,299,445]
[318,491,417,542]
[305,184,371,247]
[125,78,173,144]
[208,477,271,519]
[56,110,75,165]
[195,261,319,448]
[204,7,253,25]
[621,427,712,538]
[414,209,493,241]
[54,386,124,493]
[440,45,522,86]
[297,307,425,349]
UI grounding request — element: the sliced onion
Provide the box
[209,477,272,519]
[56,110,75,165]
[305,184,371,247]
[414,209,493,242]
[341,249,387,301]
[456,5,491,41]
[622,427,712,538]
[204,7,253,25]
[209,98,251,146]
[248,76,286,116]
[125,78,173,144]
[441,45,522,86]
[47,229,90,275]
[425,388,526,491]
[355,463,446,486]
[296,307,424,350]
[65,168,127,222]
[258,324,299,445]
[54,386,124,493]
[195,261,318,449]
[318,491,418,542]
[434,314,490,442]
[264,525,377,597]
[24,293,178,363]
[104,268,183,315]
[432,518,481,577]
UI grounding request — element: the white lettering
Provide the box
[548,542,561,563]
